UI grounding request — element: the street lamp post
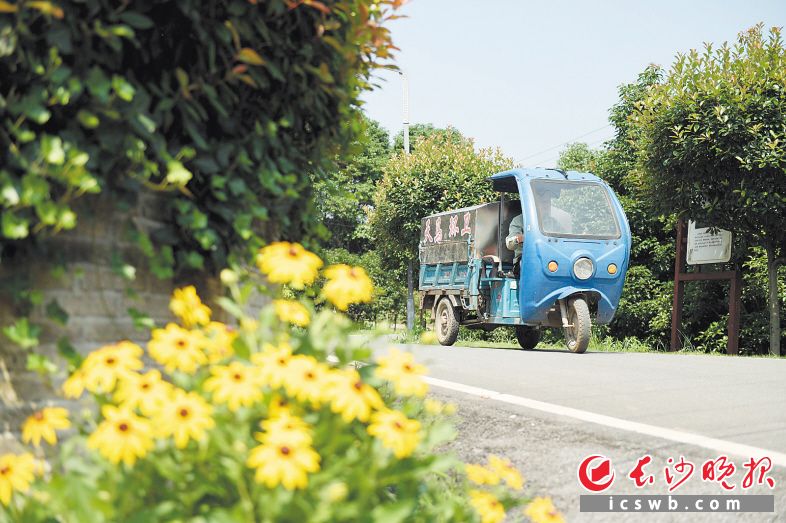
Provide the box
[400,71,414,332]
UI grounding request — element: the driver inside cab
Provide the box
[505,185,573,276]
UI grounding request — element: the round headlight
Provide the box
[547,261,558,272]
[573,257,594,280]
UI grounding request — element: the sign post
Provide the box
[670,219,741,354]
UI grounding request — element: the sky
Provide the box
[361,0,786,167]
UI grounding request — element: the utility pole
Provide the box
[400,71,415,332]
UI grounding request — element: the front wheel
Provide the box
[434,298,459,346]
[514,326,540,350]
[563,297,590,353]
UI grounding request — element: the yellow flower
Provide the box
[87,406,154,467]
[282,355,329,406]
[204,361,263,412]
[374,348,428,397]
[247,441,320,490]
[21,407,70,447]
[465,463,500,486]
[469,490,506,523]
[258,413,313,447]
[424,398,444,415]
[0,453,36,506]
[524,497,564,523]
[114,370,172,417]
[267,394,297,418]
[155,389,215,448]
[169,285,211,327]
[326,369,383,423]
[273,299,310,327]
[62,369,86,399]
[488,454,524,490]
[147,323,207,375]
[203,322,236,363]
[80,341,144,394]
[256,241,323,289]
[322,264,373,311]
[251,343,294,389]
[367,409,421,459]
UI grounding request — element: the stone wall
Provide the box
[0,193,224,450]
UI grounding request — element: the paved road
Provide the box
[371,343,786,521]
[388,343,786,455]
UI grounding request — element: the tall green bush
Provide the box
[631,25,786,355]
[0,0,400,272]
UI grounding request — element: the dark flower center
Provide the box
[106,357,116,365]
[288,247,298,257]
[349,268,358,278]
[353,381,363,391]
[305,372,315,380]
[280,446,291,456]
[176,339,187,348]
[278,358,287,365]
[179,408,190,418]
[141,383,150,390]
[233,373,243,381]
[394,421,403,430]
[0,466,9,475]
[118,423,129,432]
[33,411,45,421]
[403,364,412,372]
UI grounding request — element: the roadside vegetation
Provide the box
[2,244,545,522]
[327,25,785,357]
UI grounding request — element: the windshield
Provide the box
[531,180,620,239]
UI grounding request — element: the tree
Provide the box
[0,0,401,275]
[556,142,603,172]
[370,129,514,327]
[313,115,391,253]
[631,25,786,355]
[392,123,463,154]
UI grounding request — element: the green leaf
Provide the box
[2,318,40,349]
[42,135,65,164]
[166,160,192,185]
[111,75,135,101]
[45,299,69,325]
[57,337,82,370]
[119,11,154,29]
[57,207,77,230]
[25,104,51,124]
[77,110,100,128]
[216,296,244,319]
[26,353,57,375]
[36,201,58,225]
[128,307,155,330]
[2,211,29,239]
[110,251,137,281]
[109,24,135,39]
[370,500,416,523]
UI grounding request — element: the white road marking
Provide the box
[425,376,786,469]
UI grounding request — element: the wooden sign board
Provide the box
[686,220,732,265]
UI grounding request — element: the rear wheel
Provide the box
[514,326,540,350]
[434,298,459,346]
[563,297,590,353]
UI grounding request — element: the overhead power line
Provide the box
[517,124,612,164]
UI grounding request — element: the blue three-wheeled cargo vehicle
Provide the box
[418,168,631,353]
